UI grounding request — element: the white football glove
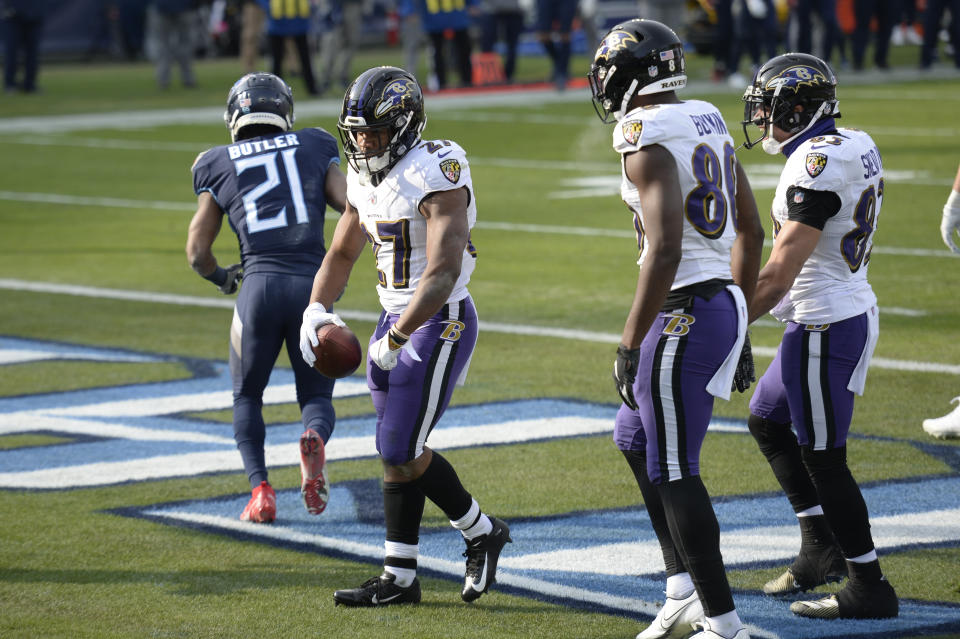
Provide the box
[941,190,960,254]
[299,302,345,367]
[369,326,421,371]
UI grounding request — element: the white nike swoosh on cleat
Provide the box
[466,559,489,594]
[370,592,403,605]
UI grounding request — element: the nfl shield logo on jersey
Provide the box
[805,152,828,177]
[440,158,461,184]
[622,121,643,145]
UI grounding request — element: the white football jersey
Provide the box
[769,128,881,323]
[614,100,739,289]
[346,139,477,315]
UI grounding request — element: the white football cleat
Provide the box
[688,621,750,639]
[922,397,960,439]
[637,589,704,639]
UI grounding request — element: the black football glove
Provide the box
[731,331,755,393]
[613,344,641,410]
[218,263,243,295]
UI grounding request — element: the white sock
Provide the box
[797,506,825,517]
[705,610,743,638]
[384,540,418,587]
[848,549,878,563]
[665,572,695,598]
[450,498,493,540]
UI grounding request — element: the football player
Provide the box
[298,66,511,607]
[740,53,899,619]
[590,19,765,639]
[186,72,345,524]
[922,161,960,438]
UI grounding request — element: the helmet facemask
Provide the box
[338,111,421,185]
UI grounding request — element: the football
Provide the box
[312,323,362,379]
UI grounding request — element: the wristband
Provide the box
[387,326,410,350]
[202,266,228,287]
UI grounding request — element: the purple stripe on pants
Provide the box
[749,313,868,450]
[614,289,739,484]
[368,296,478,465]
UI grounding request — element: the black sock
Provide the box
[659,476,734,617]
[748,414,820,513]
[413,452,473,520]
[801,446,876,559]
[798,514,838,549]
[383,480,425,544]
[622,450,687,575]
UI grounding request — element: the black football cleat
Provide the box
[791,575,898,619]
[791,560,897,619]
[333,573,421,607]
[461,516,512,602]
[763,542,847,595]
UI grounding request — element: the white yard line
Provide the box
[1,278,956,375]
[0,190,956,259]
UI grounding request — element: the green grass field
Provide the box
[1,46,959,639]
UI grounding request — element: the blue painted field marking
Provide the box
[128,473,960,639]
[5,337,960,637]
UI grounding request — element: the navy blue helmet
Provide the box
[223,72,295,142]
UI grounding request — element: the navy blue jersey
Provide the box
[193,127,340,277]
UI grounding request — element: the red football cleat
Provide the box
[240,481,276,523]
[300,429,329,515]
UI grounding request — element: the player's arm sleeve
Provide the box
[302,127,342,170]
[612,115,663,154]
[784,186,841,230]
[192,152,215,196]
[417,144,473,208]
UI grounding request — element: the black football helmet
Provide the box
[338,66,426,184]
[223,72,295,142]
[741,52,840,150]
[588,19,687,123]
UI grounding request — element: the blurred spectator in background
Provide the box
[635,0,685,38]
[416,0,476,90]
[316,0,366,94]
[920,0,960,68]
[240,0,265,72]
[536,0,578,90]
[851,0,897,69]
[110,0,147,61]
[579,0,600,52]
[2,0,46,93]
[478,0,523,83]
[726,0,780,86]
[397,0,424,76]
[148,0,198,89]
[890,0,923,45]
[710,0,734,81]
[921,161,960,440]
[260,0,318,95]
[789,0,839,63]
